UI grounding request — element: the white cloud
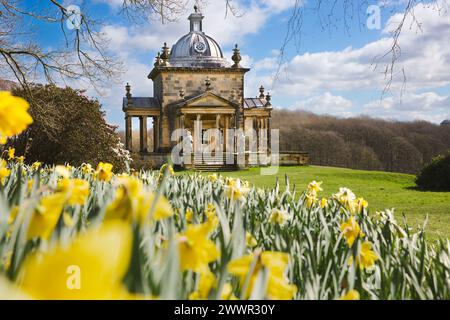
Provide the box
[362,91,450,122]
[294,92,354,117]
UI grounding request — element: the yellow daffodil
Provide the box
[224,178,250,201]
[246,232,257,248]
[340,217,362,247]
[27,193,66,240]
[353,241,379,270]
[55,165,71,178]
[320,198,328,209]
[307,180,323,196]
[161,163,174,175]
[158,164,174,181]
[189,269,216,300]
[148,192,174,221]
[208,174,218,182]
[15,155,24,163]
[189,272,237,300]
[339,289,360,300]
[81,163,93,174]
[305,193,318,208]
[220,283,238,300]
[189,269,238,300]
[0,91,33,145]
[31,162,42,171]
[228,251,297,300]
[57,178,90,206]
[205,203,218,231]
[269,208,292,227]
[105,177,173,223]
[95,162,113,181]
[334,187,356,208]
[0,159,11,184]
[178,222,219,272]
[27,179,35,192]
[19,222,132,299]
[7,147,15,160]
[355,197,368,213]
[185,208,194,223]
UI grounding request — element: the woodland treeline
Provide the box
[272,110,450,174]
[118,110,450,174]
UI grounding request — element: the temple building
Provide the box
[122,7,277,170]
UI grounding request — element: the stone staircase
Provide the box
[193,153,238,172]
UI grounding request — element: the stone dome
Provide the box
[169,8,230,68]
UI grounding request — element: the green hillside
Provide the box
[218,166,450,240]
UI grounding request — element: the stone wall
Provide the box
[279,152,310,166]
[141,153,171,168]
[153,69,247,110]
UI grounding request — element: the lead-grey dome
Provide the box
[169,9,230,68]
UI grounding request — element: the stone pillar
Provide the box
[216,114,221,129]
[139,116,148,153]
[125,115,132,151]
[161,114,170,150]
[153,117,157,152]
[194,114,202,154]
[180,115,185,131]
[254,116,259,152]
[267,117,271,152]
[224,115,229,152]
[157,116,161,152]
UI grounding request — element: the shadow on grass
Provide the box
[405,185,450,192]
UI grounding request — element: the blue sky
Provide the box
[32,0,450,128]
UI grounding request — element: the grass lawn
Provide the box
[194,166,450,240]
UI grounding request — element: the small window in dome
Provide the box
[193,21,201,32]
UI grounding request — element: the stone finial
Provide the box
[179,89,185,99]
[194,5,198,13]
[125,83,132,99]
[160,42,170,66]
[259,85,265,99]
[265,92,272,106]
[154,52,162,67]
[205,76,211,91]
[231,44,242,68]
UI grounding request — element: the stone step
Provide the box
[194,164,238,172]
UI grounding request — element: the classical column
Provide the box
[152,117,157,152]
[180,114,185,131]
[254,116,259,152]
[216,114,221,129]
[224,115,229,153]
[194,114,202,154]
[125,115,132,151]
[156,116,160,151]
[267,117,271,152]
[139,116,148,153]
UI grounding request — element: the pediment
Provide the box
[184,92,238,108]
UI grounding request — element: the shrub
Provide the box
[416,151,450,191]
[8,84,130,171]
